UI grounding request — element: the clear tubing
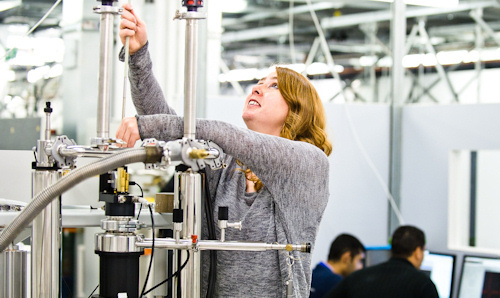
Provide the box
[0,148,150,252]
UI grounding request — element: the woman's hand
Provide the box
[116,117,141,147]
[119,3,148,54]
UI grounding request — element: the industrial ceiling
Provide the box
[2,0,500,91]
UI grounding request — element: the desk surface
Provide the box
[0,205,173,228]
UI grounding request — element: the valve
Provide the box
[173,208,184,243]
[182,0,203,11]
[218,206,242,242]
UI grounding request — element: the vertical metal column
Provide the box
[2,245,28,298]
[31,171,61,298]
[173,172,202,298]
[474,9,484,103]
[184,18,199,140]
[95,3,117,140]
[389,0,406,234]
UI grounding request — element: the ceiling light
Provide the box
[7,70,16,82]
[370,0,458,8]
[276,64,307,74]
[218,0,247,13]
[27,65,50,83]
[307,62,330,75]
[436,50,467,65]
[0,0,21,12]
[219,68,260,82]
[359,56,378,67]
[45,64,63,79]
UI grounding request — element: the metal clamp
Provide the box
[142,138,225,172]
[51,136,77,168]
[93,5,122,15]
[173,10,207,21]
[101,217,145,232]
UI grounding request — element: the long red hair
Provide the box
[244,67,332,191]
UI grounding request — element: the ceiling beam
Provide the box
[222,2,343,27]
[222,23,290,43]
[221,1,499,43]
[321,0,499,28]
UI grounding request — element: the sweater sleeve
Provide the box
[137,114,330,230]
[120,43,177,116]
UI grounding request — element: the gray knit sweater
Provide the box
[124,44,329,297]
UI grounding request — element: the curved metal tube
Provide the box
[0,148,151,252]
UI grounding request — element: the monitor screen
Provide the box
[458,255,500,298]
[364,245,391,267]
[421,251,456,298]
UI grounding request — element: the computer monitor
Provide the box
[458,255,500,298]
[421,251,456,298]
[364,245,392,267]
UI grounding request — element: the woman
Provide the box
[116,4,332,297]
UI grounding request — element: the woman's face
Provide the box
[242,71,289,136]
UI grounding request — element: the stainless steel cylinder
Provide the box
[173,172,202,298]
[1,246,28,298]
[95,232,143,253]
[96,9,115,139]
[183,18,199,140]
[31,170,61,298]
[45,112,51,141]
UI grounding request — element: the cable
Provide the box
[129,181,144,220]
[88,284,99,298]
[137,204,143,220]
[140,204,155,297]
[142,250,191,296]
[1,0,62,62]
[202,170,217,298]
[132,181,144,198]
[344,106,405,225]
[303,0,405,224]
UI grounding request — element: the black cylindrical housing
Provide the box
[96,251,143,298]
[173,208,183,223]
[98,0,116,5]
[218,206,228,220]
[105,202,135,216]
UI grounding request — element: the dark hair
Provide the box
[328,234,365,262]
[391,225,426,258]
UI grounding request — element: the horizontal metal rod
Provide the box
[58,146,119,157]
[137,238,310,252]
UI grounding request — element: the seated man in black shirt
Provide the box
[326,225,439,298]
